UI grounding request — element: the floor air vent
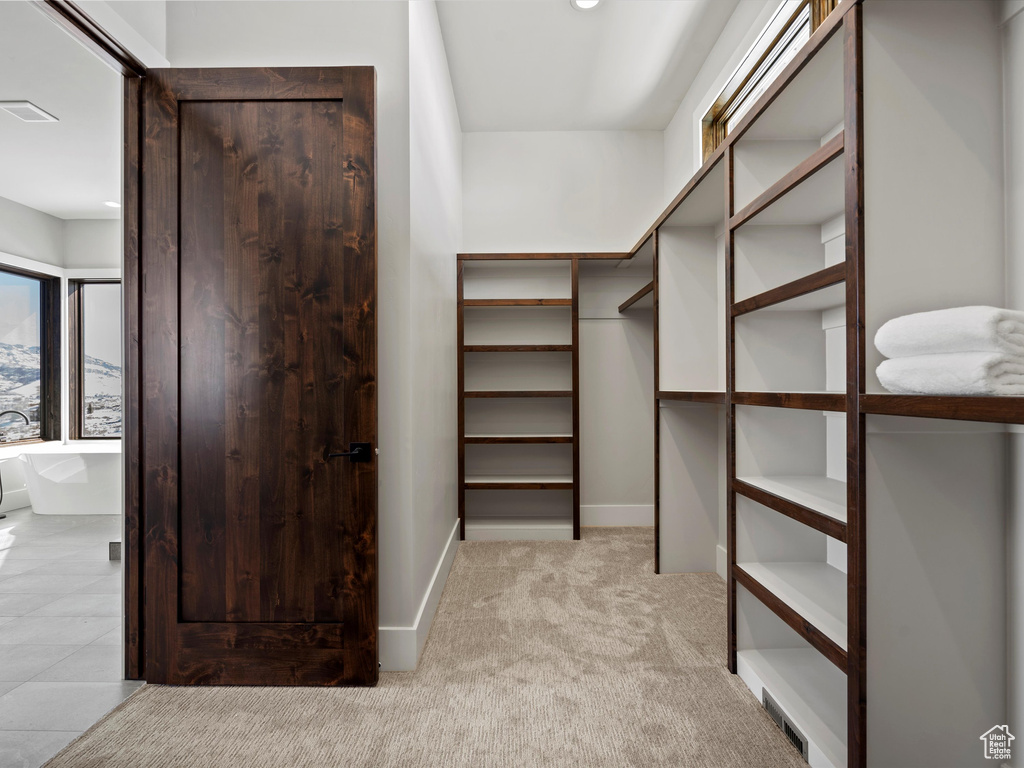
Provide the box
[763,689,808,762]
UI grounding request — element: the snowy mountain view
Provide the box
[0,342,42,442]
[0,342,121,441]
[82,353,122,438]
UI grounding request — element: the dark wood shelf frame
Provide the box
[464,480,574,490]
[733,479,847,542]
[734,565,847,672]
[458,252,627,261]
[464,344,572,353]
[860,394,1024,425]
[463,390,573,399]
[730,131,845,231]
[732,392,846,412]
[732,263,846,316]
[457,253,585,542]
[463,298,572,307]
[464,435,573,444]
[617,281,654,313]
[657,391,727,405]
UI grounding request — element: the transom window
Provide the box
[701,0,837,162]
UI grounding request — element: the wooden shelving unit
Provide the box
[643,2,1011,766]
[457,254,583,541]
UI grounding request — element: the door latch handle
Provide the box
[324,442,372,463]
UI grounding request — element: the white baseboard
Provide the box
[581,504,654,526]
[716,545,727,580]
[378,518,460,672]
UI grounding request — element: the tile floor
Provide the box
[0,507,142,768]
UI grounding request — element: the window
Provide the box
[701,0,837,162]
[70,280,121,439]
[0,266,60,443]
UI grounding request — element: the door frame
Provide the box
[34,0,146,680]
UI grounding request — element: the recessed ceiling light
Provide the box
[103,201,121,209]
[570,0,601,9]
[0,101,58,123]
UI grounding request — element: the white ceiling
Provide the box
[436,0,739,132]
[0,1,122,220]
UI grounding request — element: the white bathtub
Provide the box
[19,448,121,515]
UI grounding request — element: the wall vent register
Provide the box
[0,100,58,122]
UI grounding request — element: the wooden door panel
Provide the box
[142,68,376,685]
[180,99,346,625]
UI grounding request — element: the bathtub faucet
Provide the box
[0,410,30,442]
[0,410,30,425]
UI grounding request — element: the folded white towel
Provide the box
[876,352,1024,395]
[875,306,1024,358]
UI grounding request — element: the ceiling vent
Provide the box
[0,101,58,123]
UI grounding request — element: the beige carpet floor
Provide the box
[45,528,804,767]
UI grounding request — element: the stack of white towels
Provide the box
[875,306,1024,395]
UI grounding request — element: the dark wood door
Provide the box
[140,68,377,685]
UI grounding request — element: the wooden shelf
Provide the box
[733,264,846,316]
[464,475,574,490]
[617,281,654,313]
[463,298,572,307]
[463,390,573,399]
[735,475,847,529]
[736,649,848,768]
[463,344,572,353]
[458,252,626,261]
[733,392,845,412]
[458,257,581,542]
[658,390,727,405]
[730,133,844,230]
[736,562,847,668]
[464,435,573,444]
[860,394,1024,425]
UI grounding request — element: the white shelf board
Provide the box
[737,648,847,768]
[744,156,845,227]
[737,475,847,524]
[738,561,847,650]
[663,157,726,228]
[464,516,573,541]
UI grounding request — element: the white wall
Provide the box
[63,219,120,269]
[0,196,64,268]
[463,131,662,253]
[406,0,462,663]
[167,0,415,629]
[662,0,778,202]
[76,0,168,67]
[167,1,462,670]
[462,131,662,520]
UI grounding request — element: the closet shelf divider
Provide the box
[732,392,846,412]
[734,564,847,672]
[733,263,846,316]
[617,280,654,313]
[730,132,845,231]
